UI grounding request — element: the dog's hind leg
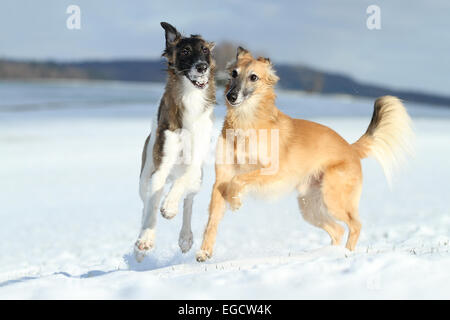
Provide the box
[321,162,363,251]
[178,193,195,253]
[297,177,345,246]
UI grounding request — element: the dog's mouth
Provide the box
[227,99,241,107]
[190,79,208,89]
[186,65,209,89]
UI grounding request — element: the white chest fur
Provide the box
[180,77,211,129]
[173,77,214,170]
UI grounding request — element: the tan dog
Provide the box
[196,47,413,262]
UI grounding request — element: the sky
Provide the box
[0,0,449,96]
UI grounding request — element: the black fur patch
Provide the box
[160,22,213,76]
[174,37,212,77]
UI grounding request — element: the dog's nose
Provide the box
[196,63,208,74]
[227,91,238,103]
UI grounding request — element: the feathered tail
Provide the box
[352,96,414,184]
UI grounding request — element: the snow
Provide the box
[0,81,449,299]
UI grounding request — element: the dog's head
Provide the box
[225,47,279,107]
[161,22,215,89]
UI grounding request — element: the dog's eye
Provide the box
[202,46,209,54]
[181,48,190,56]
[250,74,259,82]
[232,70,238,78]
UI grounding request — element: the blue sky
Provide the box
[1,0,449,95]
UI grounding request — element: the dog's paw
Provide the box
[134,229,155,262]
[196,249,211,262]
[178,231,193,254]
[160,200,178,219]
[134,245,148,263]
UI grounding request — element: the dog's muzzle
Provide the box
[226,86,242,106]
[226,91,238,104]
[195,62,208,74]
[189,62,209,89]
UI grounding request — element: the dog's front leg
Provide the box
[135,187,164,260]
[226,176,245,211]
[161,119,212,219]
[226,169,282,211]
[134,130,180,262]
[161,164,202,219]
[196,180,227,262]
[196,164,234,262]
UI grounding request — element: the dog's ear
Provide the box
[207,41,216,51]
[266,65,279,86]
[267,68,280,86]
[160,22,181,47]
[236,46,252,59]
[257,57,279,85]
[257,57,271,65]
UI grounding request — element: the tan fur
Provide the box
[196,50,414,261]
[353,96,414,183]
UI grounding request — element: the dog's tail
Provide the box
[352,96,414,184]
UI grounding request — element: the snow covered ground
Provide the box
[0,81,449,299]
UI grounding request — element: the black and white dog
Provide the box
[134,22,216,262]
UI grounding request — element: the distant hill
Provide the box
[0,59,167,82]
[1,58,449,107]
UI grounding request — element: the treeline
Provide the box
[1,42,449,107]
